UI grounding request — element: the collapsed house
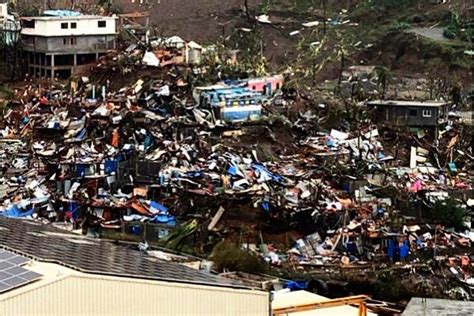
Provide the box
[0,10,472,307]
[194,75,284,123]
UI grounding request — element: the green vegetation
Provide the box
[0,85,13,114]
[211,240,268,273]
[390,21,411,32]
[159,220,198,251]
[426,198,467,231]
[443,8,473,42]
[8,2,40,16]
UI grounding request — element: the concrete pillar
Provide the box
[33,53,36,77]
[41,54,45,78]
[51,54,55,80]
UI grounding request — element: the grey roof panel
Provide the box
[0,271,10,280]
[0,251,16,261]
[18,270,42,281]
[4,266,27,276]
[0,282,11,292]
[0,250,42,293]
[367,100,448,107]
[7,255,30,266]
[3,276,28,287]
[0,218,242,288]
[0,261,14,270]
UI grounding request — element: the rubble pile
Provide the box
[0,35,472,300]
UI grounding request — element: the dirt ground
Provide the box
[115,0,262,40]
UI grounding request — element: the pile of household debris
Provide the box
[0,33,472,300]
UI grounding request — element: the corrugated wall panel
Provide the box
[0,275,269,316]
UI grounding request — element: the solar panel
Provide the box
[3,276,27,287]
[0,261,14,270]
[4,266,26,276]
[19,270,43,281]
[0,251,15,261]
[7,256,29,266]
[0,250,42,293]
[0,282,11,292]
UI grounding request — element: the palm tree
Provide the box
[375,66,391,99]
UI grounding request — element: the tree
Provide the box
[374,66,392,99]
[426,198,467,231]
[211,240,268,273]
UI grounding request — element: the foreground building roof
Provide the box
[402,297,474,315]
[0,217,237,288]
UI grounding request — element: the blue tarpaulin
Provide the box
[75,128,87,140]
[448,162,458,173]
[144,134,154,149]
[43,10,82,17]
[400,240,409,260]
[130,225,142,235]
[104,159,118,174]
[285,281,308,291]
[387,239,409,261]
[227,165,238,176]
[186,171,202,178]
[0,205,34,218]
[387,239,395,261]
[65,201,80,220]
[252,163,282,183]
[150,214,176,226]
[76,164,87,177]
[149,201,168,214]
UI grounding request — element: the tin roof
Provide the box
[366,100,448,107]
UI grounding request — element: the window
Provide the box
[63,37,77,45]
[71,22,77,29]
[422,110,432,117]
[22,20,35,28]
[98,21,106,28]
[409,109,417,116]
[61,22,68,29]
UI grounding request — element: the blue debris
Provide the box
[104,159,118,174]
[285,280,308,291]
[43,10,82,17]
[252,163,282,183]
[227,165,238,176]
[150,201,168,214]
[150,214,176,226]
[0,205,34,218]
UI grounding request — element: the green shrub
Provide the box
[211,240,268,274]
[426,198,467,231]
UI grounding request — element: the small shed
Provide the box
[366,100,449,127]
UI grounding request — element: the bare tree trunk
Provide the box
[323,0,327,35]
[243,0,251,21]
[337,50,344,87]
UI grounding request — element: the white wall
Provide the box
[0,274,270,316]
[21,16,116,37]
[0,3,8,18]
